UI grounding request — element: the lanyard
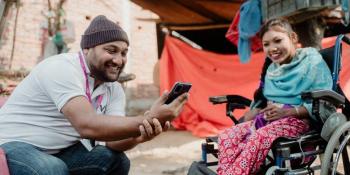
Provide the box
[78,51,104,110]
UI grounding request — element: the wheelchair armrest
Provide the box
[301,90,345,107]
[209,95,252,124]
[209,95,252,106]
[209,95,228,104]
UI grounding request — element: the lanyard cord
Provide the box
[78,51,104,148]
[78,51,103,108]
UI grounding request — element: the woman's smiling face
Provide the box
[262,27,297,65]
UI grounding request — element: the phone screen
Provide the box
[164,82,192,104]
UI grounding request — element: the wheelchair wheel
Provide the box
[321,121,350,175]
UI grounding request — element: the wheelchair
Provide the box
[194,34,350,175]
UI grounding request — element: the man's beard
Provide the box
[90,63,125,82]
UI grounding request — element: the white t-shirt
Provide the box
[0,52,126,154]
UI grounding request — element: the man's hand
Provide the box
[146,91,188,125]
[260,104,286,121]
[106,117,171,151]
[135,117,170,143]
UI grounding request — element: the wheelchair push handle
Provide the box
[342,35,350,45]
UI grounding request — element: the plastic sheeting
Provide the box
[160,35,350,137]
[160,36,265,137]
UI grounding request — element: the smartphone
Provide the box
[164,82,192,104]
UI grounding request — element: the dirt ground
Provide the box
[126,129,349,175]
[126,130,205,175]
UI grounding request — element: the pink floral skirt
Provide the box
[217,117,309,175]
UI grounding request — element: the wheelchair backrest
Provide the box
[319,46,336,74]
[318,42,350,119]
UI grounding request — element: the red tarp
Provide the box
[160,35,350,137]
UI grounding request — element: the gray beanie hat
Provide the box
[80,15,129,49]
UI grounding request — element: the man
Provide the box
[0,15,188,175]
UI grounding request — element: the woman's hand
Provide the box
[243,108,261,121]
[260,104,286,121]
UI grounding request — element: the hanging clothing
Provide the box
[225,11,262,54]
[237,0,262,63]
[342,0,349,26]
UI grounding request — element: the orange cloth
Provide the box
[159,35,350,137]
[159,36,265,137]
[338,40,350,100]
[322,37,350,100]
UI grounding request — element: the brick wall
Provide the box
[0,0,160,115]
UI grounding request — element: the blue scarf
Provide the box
[263,47,333,109]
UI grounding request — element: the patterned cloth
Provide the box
[217,117,309,175]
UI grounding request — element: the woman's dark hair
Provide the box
[258,18,295,39]
[253,58,271,108]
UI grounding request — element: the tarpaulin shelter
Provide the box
[130,0,350,137]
